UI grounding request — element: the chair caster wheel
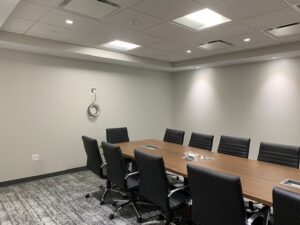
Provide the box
[100,200,105,205]
[109,214,114,220]
[137,217,142,223]
[85,194,90,198]
[112,201,117,206]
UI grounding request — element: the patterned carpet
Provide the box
[0,170,163,225]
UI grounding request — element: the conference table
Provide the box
[118,139,300,207]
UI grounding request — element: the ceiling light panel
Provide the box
[198,40,232,50]
[173,8,231,30]
[101,40,140,51]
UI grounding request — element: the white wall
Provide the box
[173,57,300,159]
[0,49,172,182]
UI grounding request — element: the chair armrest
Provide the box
[100,163,107,169]
[125,171,139,180]
[168,185,189,198]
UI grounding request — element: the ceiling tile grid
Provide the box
[1,0,300,63]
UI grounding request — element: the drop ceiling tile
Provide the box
[143,22,194,40]
[148,40,186,51]
[1,16,34,34]
[23,0,64,8]
[11,1,50,20]
[127,47,162,57]
[202,22,253,40]
[119,32,162,46]
[239,41,281,50]
[173,33,214,46]
[103,9,162,31]
[133,0,204,20]
[210,0,287,20]
[26,23,77,41]
[40,9,131,36]
[241,8,300,30]
[223,32,279,47]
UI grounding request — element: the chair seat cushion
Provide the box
[169,190,190,211]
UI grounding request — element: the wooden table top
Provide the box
[118,139,300,206]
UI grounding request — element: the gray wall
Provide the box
[1,48,300,182]
[173,57,300,159]
[0,49,173,182]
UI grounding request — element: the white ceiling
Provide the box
[0,0,300,69]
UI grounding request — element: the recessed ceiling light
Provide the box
[173,8,231,30]
[243,38,251,42]
[101,40,140,51]
[271,56,277,59]
[129,21,139,26]
[186,50,192,54]
[65,19,74,25]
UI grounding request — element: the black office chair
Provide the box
[106,127,136,171]
[106,127,129,144]
[273,187,300,225]
[134,150,190,224]
[163,128,185,145]
[187,164,264,225]
[82,136,107,199]
[258,142,300,168]
[189,132,214,151]
[218,135,250,158]
[163,128,186,185]
[101,141,142,222]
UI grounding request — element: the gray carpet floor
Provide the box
[0,170,163,225]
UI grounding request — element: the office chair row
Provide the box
[163,128,300,169]
[82,135,300,225]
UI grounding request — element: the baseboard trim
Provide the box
[0,166,87,187]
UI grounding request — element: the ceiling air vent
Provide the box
[60,0,119,20]
[197,40,232,50]
[265,22,300,37]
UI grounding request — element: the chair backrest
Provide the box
[187,164,246,225]
[218,135,250,158]
[189,132,214,151]
[273,187,300,225]
[258,142,300,168]
[134,150,170,212]
[163,128,185,145]
[102,141,128,189]
[82,136,105,178]
[106,127,129,144]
